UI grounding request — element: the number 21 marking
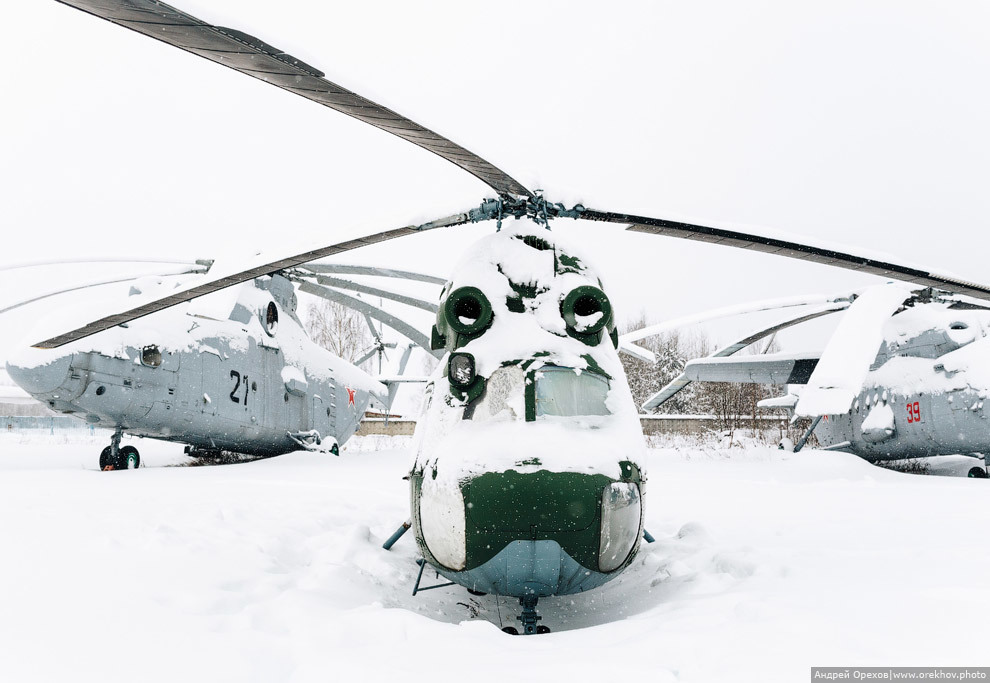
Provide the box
[229,371,249,406]
[906,401,921,423]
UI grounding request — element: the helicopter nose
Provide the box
[5,351,73,396]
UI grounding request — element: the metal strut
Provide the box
[794,415,823,452]
[411,559,455,596]
[517,594,543,635]
[110,426,123,459]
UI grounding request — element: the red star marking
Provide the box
[346,387,356,406]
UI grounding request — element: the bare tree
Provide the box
[621,315,711,414]
[304,299,374,369]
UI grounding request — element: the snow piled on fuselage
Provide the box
[9,275,385,402]
[412,224,646,486]
[864,301,990,399]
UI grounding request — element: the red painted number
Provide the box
[906,401,921,423]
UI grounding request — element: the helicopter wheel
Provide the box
[120,445,140,469]
[968,467,988,478]
[537,625,551,634]
[99,445,140,470]
[501,627,519,635]
[467,589,486,596]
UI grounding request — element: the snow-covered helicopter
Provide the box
[36,0,990,633]
[5,261,442,469]
[643,284,990,477]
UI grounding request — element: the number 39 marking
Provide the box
[906,401,921,423]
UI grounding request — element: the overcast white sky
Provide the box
[2,0,990,361]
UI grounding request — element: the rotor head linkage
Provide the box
[469,193,585,230]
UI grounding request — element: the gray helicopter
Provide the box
[5,262,441,470]
[643,285,990,477]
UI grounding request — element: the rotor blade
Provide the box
[293,273,439,313]
[297,281,440,359]
[641,301,848,411]
[582,209,990,302]
[32,211,470,349]
[947,300,990,312]
[796,284,912,417]
[297,264,446,286]
[362,313,381,342]
[354,346,379,367]
[55,0,530,199]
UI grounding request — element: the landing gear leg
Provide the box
[514,594,549,635]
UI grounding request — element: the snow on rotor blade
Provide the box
[54,0,530,198]
[294,273,439,313]
[581,208,990,302]
[796,284,913,417]
[621,293,853,345]
[0,257,208,272]
[617,342,656,364]
[0,268,201,316]
[31,212,471,349]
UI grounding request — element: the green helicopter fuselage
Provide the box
[408,226,647,599]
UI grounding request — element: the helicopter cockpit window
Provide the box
[469,366,526,422]
[534,366,610,417]
[264,302,279,335]
[141,345,162,368]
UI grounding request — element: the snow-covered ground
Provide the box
[1,432,987,683]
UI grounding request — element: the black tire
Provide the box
[536,625,551,634]
[467,589,486,596]
[99,446,114,470]
[968,467,988,479]
[501,627,519,635]
[120,445,140,470]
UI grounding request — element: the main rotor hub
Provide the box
[468,193,585,230]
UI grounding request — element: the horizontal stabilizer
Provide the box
[640,301,845,412]
[684,353,821,385]
[757,393,800,410]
